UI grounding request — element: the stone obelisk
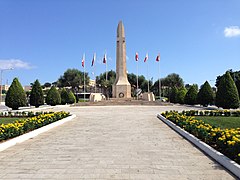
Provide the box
[112,21,131,98]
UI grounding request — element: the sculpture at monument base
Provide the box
[142,92,155,101]
[112,21,131,98]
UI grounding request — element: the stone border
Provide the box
[157,114,240,178]
[0,114,76,152]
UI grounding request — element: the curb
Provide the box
[0,114,76,152]
[157,114,240,179]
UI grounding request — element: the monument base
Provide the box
[112,84,131,98]
[142,92,155,101]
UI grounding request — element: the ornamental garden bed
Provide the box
[161,110,240,165]
[0,111,70,142]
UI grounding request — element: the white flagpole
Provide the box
[94,53,96,93]
[137,59,139,100]
[147,53,149,93]
[158,57,161,100]
[83,53,86,102]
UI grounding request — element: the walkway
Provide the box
[0,106,235,179]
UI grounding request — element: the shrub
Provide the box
[5,78,27,110]
[46,86,61,106]
[30,79,44,108]
[169,86,178,103]
[197,81,214,107]
[61,89,76,104]
[184,85,198,105]
[176,87,187,104]
[68,91,76,104]
[60,88,68,105]
[216,71,240,109]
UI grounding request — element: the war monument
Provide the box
[112,21,131,98]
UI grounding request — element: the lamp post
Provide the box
[0,68,14,104]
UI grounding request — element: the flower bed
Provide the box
[0,111,70,142]
[161,111,240,164]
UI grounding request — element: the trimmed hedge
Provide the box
[180,110,240,117]
[0,111,70,141]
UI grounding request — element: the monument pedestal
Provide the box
[142,92,155,101]
[112,84,131,98]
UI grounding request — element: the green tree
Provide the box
[154,73,184,98]
[176,87,187,104]
[67,90,76,104]
[30,79,44,108]
[197,81,214,107]
[161,73,184,89]
[169,86,178,103]
[96,70,116,97]
[46,86,61,106]
[5,78,26,110]
[58,69,89,91]
[60,88,68,105]
[184,85,198,105]
[127,73,151,95]
[215,71,240,109]
[216,70,240,98]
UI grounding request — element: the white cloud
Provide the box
[0,59,33,70]
[224,26,240,37]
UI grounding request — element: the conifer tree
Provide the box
[30,79,44,107]
[184,85,198,105]
[197,81,214,107]
[46,86,61,106]
[176,87,187,104]
[5,78,26,110]
[169,86,178,103]
[60,88,68,105]
[67,90,76,104]
[215,71,240,109]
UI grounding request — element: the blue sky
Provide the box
[0,0,240,87]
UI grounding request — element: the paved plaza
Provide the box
[0,105,236,179]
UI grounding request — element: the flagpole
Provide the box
[158,58,161,100]
[83,53,86,102]
[147,54,149,93]
[93,53,96,93]
[137,59,139,100]
[105,53,108,81]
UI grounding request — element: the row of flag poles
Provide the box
[81,52,161,100]
[81,53,107,100]
[135,52,161,99]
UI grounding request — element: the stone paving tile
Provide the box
[0,106,237,179]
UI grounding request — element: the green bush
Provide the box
[197,81,214,107]
[5,78,27,110]
[46,86,61,106]
[30,79,44,108]
[176,87,187,104]
[68,91,76,104]
[184,85,198,105]
[216,71,240,109]
[60,88,68,105]
[169,86,178,103]
[61,88,76,104]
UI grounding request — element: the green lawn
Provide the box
[195,116,240,129]
[0,118,24,125]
